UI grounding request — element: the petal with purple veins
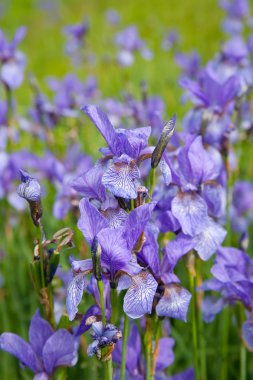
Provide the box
[193,218,227,261]
[171,191,209,236]
[123,271,157,319]
[102,156,140,199]
[66,273,88,321]
[156,284,191,322]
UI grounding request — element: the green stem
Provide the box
[148,167,156,198]
[196,260,207,380]
[221,307,229,380]
[151,318,162,378]
[36,223,45,289]
[145,317,153,380]
[110,287,118,324]
[189,270,200,380]
[120,313,129,380]
[97,280,106,326]
[98,280,112,380]
[240,307,247,380]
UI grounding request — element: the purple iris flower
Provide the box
[175,51,201,79]
[63,20,89,64]
[200,247,253,322]
[161,30,179,51]
[81,105,152,199]
[0,310,78,379]
[155,135,226,261]
[66,199,156,321]
[115,26,152,66]
[0,26,26,89]
[231,181,253,233]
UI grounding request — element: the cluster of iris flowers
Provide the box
[1,0,253,379]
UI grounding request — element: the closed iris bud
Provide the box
[91,237,102,281]
[151,115,176,168]
[17,170,42,226]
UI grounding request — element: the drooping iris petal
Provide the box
[42,329,78,374]
[77,199,108,245]
[242,320,253,351]
[192,218,227,261]
[123,202,156,251]
[171,191,209,236]
[156,284,191,322]
[201,296,226,323]
[123,271,157,319]
[29,310,54,357]
[66,273,87,321]
[138,226,160,276]
[97,228,131,278]
[102,155,140,199]
[0,333,42,372]
[156,337,175,371]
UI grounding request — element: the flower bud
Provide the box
[91,237,102,281]
[151,115,176,168]
[17,170,42,226]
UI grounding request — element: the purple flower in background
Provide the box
[0,310,78,379]
[105,9,120,25]
[63,20,89,64]
[115,26,152,66]
[0,26,26,89]
[161,30,179,51]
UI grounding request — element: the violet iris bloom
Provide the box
[0,26,26,89]
[66,199,156,321]
[200,247,253,323]
[0,310,78,379]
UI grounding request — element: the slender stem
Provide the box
[98,280,112,380]
[36,223,45,289]
[196,259,207,380]
[148,167,156,198]
[145,317,153,380]
[189,269,200,380]
[221,307,229,380]
[240,307,247,380]
[151,318,162,377]
[120,313,129,380]
[97,280,106,326]
[110,287,117,324]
